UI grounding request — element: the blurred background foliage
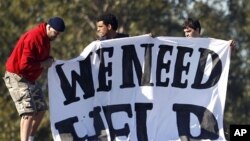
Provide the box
[0,0,249,140]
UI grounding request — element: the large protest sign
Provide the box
[48,35,231,141]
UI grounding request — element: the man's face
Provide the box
[96,21,110,39]
[183,27,200,37]
[47,26,60,41]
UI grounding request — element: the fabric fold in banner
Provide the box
[48,35,231,141]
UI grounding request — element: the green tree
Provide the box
[224,0,250,126]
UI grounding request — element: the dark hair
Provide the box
[96,13,118,30]
[183,18,201,33]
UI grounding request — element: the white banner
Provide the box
[48,35,231,141]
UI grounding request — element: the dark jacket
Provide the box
[99,33,129,40]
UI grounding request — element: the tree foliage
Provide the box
[0,0,249,140]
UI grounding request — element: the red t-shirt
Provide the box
[6,23,51,83]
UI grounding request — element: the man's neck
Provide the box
[107,31,117,39]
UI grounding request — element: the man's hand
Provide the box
[40,57,54,68]
[229,40,237,55]
[148,32,156,38]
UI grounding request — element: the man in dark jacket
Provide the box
[3,17,65,141]
[95,13,129,141]
[182,17,237,53]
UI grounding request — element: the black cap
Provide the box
[48,17,65,32]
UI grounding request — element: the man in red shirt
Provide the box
[3,17,65,141]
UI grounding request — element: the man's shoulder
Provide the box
[115,33,129,38]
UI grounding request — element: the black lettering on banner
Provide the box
[135,103,153,141]
[173,104,219,140]
[103,104,132,141]
[56,53,95,105]
[56,64,80,105]
[89,106,106,139]
[96,47,114,92]
[156,45,173,87]
[55,117,88,141]
[120,44,154,88]
[120,45,141,88]
[191,48,222,89]
[171,46,193,88]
